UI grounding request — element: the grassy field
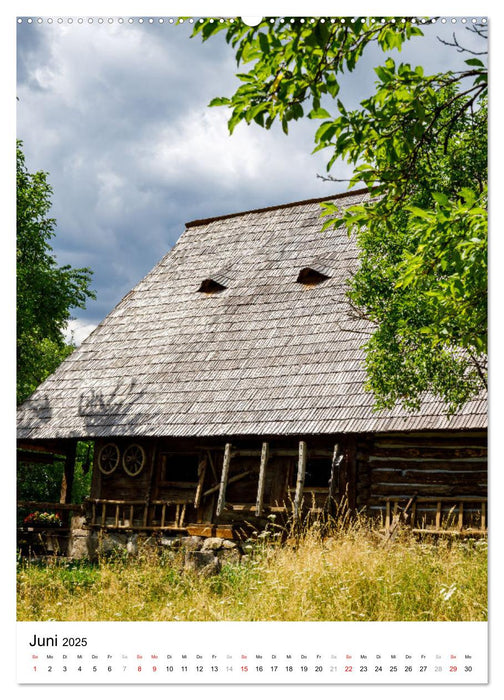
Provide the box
[17,521,487,622]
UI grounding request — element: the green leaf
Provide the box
[208,97,230,107]
[431,192,449,206]
[258,32,270,54]
[308,107,332,119]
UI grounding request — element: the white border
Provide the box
[3,3,500,698]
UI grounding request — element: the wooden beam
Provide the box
[345,435,357,511]
[255,442,269,516]
[60,441,77,506]
[194,453,207,508]
[216,443,232,517]
[293,441,307,520]
[17,440,69,458]
[326,443,341,512]
[17,501,83,511]
[458,502,464,531]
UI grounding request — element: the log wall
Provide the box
[89,430,487,531]
[356,430,487,527]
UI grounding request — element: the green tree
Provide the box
[17,141,96,404]
[192,17,487,412]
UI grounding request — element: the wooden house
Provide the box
[17,189,487,545]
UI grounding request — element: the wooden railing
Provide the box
[382,496,487,535]
[84,498,193,531]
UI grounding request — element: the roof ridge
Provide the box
[185,187,370,228]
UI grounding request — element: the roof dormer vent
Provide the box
[198,278,227,293]
[296,266,330,285]
[198,266,232,293]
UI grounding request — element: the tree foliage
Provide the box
[17,141,95,404]
[192,17,487,412]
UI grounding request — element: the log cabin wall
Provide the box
[90,436,340,527]
[91,438,154,501]
[89,431,487,532]
[356,430,487,528]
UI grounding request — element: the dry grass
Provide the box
[17,518,487,622]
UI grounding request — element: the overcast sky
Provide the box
[16,14,487,343]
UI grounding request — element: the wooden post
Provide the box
[194,453,207,508]
[144,444,157,529]
[216,443,232,517]
[345,435,357,512]
[255,442,269,516]
[326,444,341,513]
[293,441,307,520]
[60,440,77,505]
[458,502,464,531]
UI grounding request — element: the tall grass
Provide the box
[17,522,487,622]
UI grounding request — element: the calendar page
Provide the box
[12,0,493,694]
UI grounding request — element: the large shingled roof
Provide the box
[17,189,486,440]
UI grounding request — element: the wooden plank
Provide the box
[411,496,487,503]
[370,467,487,481]
[374,433,487,448]
[114,505,119,528]
[216,443,232,517]
[17,500,84,511]
[326,444,341,512]
[385,500,391,530]
[231,448,333,458]
[369,447,487,460]
[293,441,307,520]
[161,504,166,528]
[370,483,487,497]
[87,498,147,505]
[458,502,464,531]
[369,461,487,473]
[60,440,77,506]
[255,442,269,516]
[435,501,442,529]
[17,451,66,466]
[186,524,234,539]
[346,435,357,511]
[481,501,486,530]
[194,454,207,508]
[17,441,69,457]
[101,503,106,527]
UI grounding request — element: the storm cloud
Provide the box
[16,16,487,341]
